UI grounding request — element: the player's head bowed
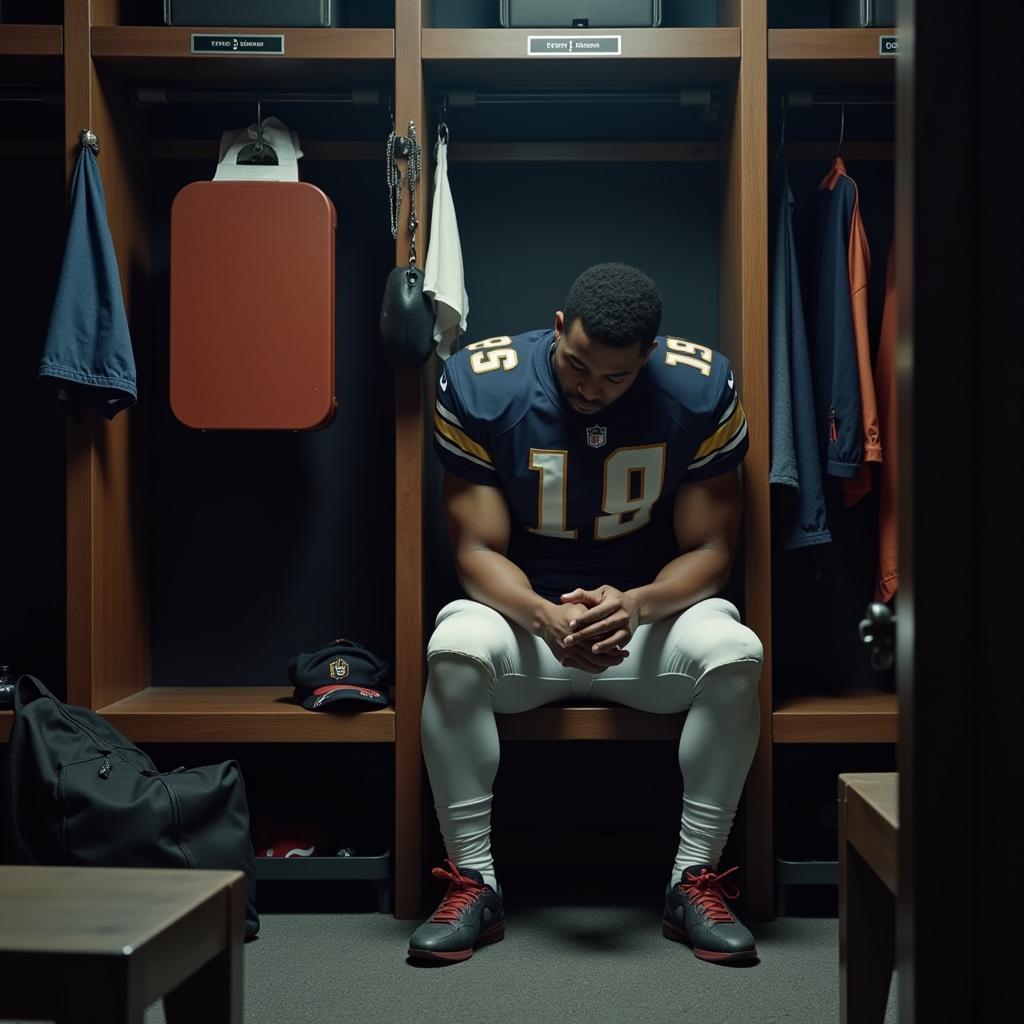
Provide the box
[563,262,662,349]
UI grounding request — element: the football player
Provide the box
[410,263,763,965]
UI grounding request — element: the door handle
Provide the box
[858,602,895,671]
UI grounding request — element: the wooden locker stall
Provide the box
[0,0,417,913]
[417,0,773,915]
[766,6,899,914]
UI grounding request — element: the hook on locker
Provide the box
[237,95,279,166]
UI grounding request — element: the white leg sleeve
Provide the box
[422,597,762,888]
[588,598,763,881]
[421,600,577,889]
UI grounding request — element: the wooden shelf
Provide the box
[90,27,394,87]
[769,28,897,62]
[769,28,896,91]
[0,24,63,86]
[423,27,740,88]
[5,695,899,745]
[773,693,898,744]
[497,704,684,741]
[95,687,395,743]
[0,24,62,56]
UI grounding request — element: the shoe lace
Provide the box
[429,859,487,923]
[679,865,741,923]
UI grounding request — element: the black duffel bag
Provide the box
[4,675,260,939]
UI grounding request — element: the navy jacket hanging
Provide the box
[39,145,137,419]
[812,157,863,478]
[769,162,831,550]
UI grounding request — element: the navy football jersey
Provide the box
[433,329,748,601]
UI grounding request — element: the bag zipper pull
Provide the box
[98,757,112,779]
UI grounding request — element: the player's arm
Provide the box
[443,473,626,671]
[442,471,544,630]
[631,467,743,626]
[562,469,742,652]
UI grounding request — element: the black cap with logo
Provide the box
[288,639,390,712]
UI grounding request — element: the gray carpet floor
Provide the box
[127,908,896,1024]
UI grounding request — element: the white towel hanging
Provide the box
[423,131,469,360]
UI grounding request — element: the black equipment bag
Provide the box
[4,676,260,939]
[379,264,436,367]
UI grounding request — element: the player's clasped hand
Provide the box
[560,585,640,655]
[536,602,628,674]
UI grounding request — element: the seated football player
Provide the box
[409,262,763,965]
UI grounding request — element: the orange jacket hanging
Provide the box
[875,243,899,601]
[818,157,882,505]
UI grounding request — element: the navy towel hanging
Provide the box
[39,143,137,419]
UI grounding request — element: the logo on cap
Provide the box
[329,657,349,680]
[586,425,607,448]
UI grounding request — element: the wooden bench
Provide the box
[838,772,899,1024]
[0,865,245,1024]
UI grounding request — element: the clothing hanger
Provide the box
[836,102,846,159]
[435,94,450,147]
[237,96,278,166]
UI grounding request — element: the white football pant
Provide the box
[421,597,763,891]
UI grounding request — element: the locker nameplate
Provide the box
[527,35,622,57]
[878,35,898,56]
[190,34,285,55]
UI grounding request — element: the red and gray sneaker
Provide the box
[662,864,757,963]
[407,860,505,963]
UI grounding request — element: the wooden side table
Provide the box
[0,866,245,1024]
[838,772,899,1024]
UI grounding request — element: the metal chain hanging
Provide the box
[386,124,403,241]
[386,118,422,269]
[405,120,421,269]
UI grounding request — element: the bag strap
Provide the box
[13,674,51,715]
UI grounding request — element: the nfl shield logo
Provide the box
[586,425,607,448]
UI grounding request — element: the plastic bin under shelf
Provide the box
[254,850,391,912]
[775,856,838,916]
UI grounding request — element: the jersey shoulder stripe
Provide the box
[689,392,747,469]
[433,399,493,466]
[643,342,748,478]
[688,404,748,472]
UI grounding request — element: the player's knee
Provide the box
[676,616,764,684]
[425,653,494,711]
[697,652,762,707]
[426,603,513,709]
[427,604,511,674]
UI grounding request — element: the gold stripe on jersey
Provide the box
[433,411,494,465]
[435,434,496,474]
[690,399,747,466]
[434,398,463,429]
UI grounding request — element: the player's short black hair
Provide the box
[562,262,662,348]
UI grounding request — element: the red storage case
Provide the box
[170,180,337,430]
